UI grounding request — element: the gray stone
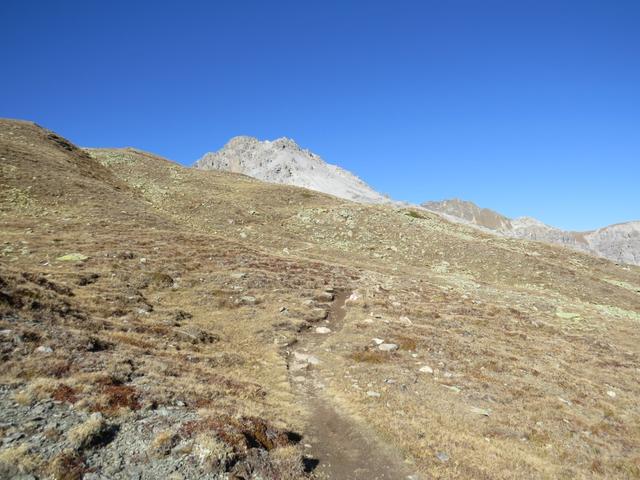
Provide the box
[239,296,257,305]
[436,452,449,462]
[378,343,398,352]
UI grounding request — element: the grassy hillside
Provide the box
[1,119,639,479]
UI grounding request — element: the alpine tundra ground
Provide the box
[1,119,639,479]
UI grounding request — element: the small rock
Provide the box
[470,406,491,416]
[419,365,433,374]
[436,452,449,462]
[56,253,88,262]
[293,352,321,365]
[378,343,398,352]
[399,316,412,325]
[346,292,360,303]
[231,272,247,279]
[290,362,309,372]
[239,296,257,305]
[556,310,581,320]
[307,308,328,322]
[35,345,53,354]
[367,391,381,398]
[315,327,331,334]
[607,390,616,398]
[315,291,335,302]
[175,326,219,344]
[2,432,24,444]
[372,338,385,345]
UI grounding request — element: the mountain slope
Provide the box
[2,119,640,479]
[423,198,640,265]
[422,198,513,231]
[194,136,388,204]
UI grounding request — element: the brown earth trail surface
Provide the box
[1,119,640,479]
[290,292,417,480]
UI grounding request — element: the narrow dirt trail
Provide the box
[289,291,418,480]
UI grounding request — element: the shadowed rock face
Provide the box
[194,136,389,204]
[423,199,640,266]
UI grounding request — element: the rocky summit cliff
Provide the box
[423,198,640,266]
[195,136,389,204]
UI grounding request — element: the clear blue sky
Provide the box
[1,1,638,230]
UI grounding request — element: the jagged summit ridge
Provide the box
[195,136,388,204]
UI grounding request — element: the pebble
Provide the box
[315,327,331,334]
[378,343,398,352]
[607,390,616,398]
[372,338,384,345]
[470,406,491,416]
[239,296,257,305]
[347,292,360,303]
[367,391,381,398]
[35,345,53,354]
[436,452,450,462]
[293,352,321,365]
[419,365,433,374]
[56,253,88,262]
[315,292,335,302]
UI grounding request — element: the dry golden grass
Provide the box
[67,414,108,451]
[193,433,235,471]
[269,445,307,480]
[149,430,179,458]
[47,450,86,480]
[0,443,42,476]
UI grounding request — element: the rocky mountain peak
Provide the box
[195,136,388,204]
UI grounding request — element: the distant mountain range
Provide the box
[422,199,640,266]
[195,137,639,266]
